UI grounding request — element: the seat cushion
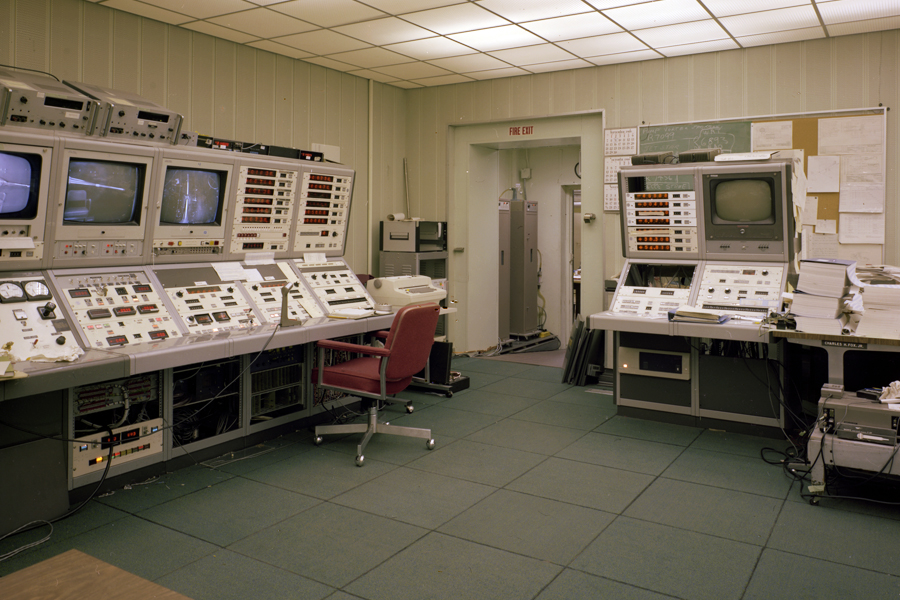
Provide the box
[314,357,412,396]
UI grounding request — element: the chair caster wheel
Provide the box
[809,497,819,506]
[426,439,435,450]
[446,391,453,398]
[406,404,414,414]
[314,435,323,446]
[356,455,365,467]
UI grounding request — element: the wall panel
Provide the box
[233,44,256,141]
[274,55,294,148]
[745,46,772,117]
[81,0,110,85]
[774,42,802,114]
[641,59,666,124]
[804,38,833,112]
[666,56,691,124]
[213,39,235,140]
[835,35,866,109]
[718,49,744,119]
[140,18,166,106]
[189,32,215,136]
[255,51,276,145]
[16,0,48,71]
[166,25,191,130]
[112,10,140,93]
[50,0,81,80]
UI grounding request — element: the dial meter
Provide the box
[23,280,52,301]
[0,282,26,302]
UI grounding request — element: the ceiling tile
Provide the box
[734,26,825,48]
[363,0,467,12]
[719,6,820,37]
[269,0,387,28]
[245,40,314,59]
[334,17,435,45]
[702,0,809,18]
[375,62,454,79]
[207,8,317,38]
[817,0,900,24]
[427,53,510,72]
[557,32,648,57]
[526,58,594,73]
[274,29,371,54]
[601,0,710,30]
[488,44,574,66]
[586,49,661,65]
[448,25,545,52]
[583,0,656,8]
[326,47,416,69]
[129,0,254,19]
[389,81,425,89]
[304,57,357,72]
[520,13,623,42]
[658,38,740,57]
[385,37,478,60]
[401,4,507,35]
[245,0,291,5]
[634,20,729,47]
[410,74,476,86]
[463,67,531,80]
[181,21,260,44]
[824,16,900,36]
[476,0,594,23]
[97,0,193,24]
[346,69,401,83]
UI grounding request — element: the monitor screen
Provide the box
[64,159,143,225]
[711,179,774,224]
[159,168,226,225]
[0,151,40,219]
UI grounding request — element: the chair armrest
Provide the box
[373,331,389,340]
[316,339,391,357]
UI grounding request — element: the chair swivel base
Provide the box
[314,403,435,466]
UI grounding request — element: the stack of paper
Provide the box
[668,305,729,324]
[790,258,855,334]
[856,285,900,338]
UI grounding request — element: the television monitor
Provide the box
[52,141,155,266]
[0,132,55,267]
[149,153,234,261]
[701,159,793,262]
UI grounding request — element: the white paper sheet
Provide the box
[838,154,885,212]
[604,128,637,156]
[604,184,619,211]
[815,219,836,234]
[839,213,885,244]
[604,156,632,184]
[806,232,839,258]
[837,243,883,266]
[818,115,883,155]
[213,262,248,281]
[800,195,818,226]
[752,121,793,150]
[807,156,840,192]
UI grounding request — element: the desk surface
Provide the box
[0,549,192,600]
[771,330,900,347]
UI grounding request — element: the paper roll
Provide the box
[387,213,405,221]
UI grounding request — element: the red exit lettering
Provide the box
[509,125,534,136]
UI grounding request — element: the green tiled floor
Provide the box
[3,357,900,599]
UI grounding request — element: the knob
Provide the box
[252,285,259,291]
[176,291,184,298]
[332,231,338,236]
[118,110,126,117]
[311,275,317,280]
[724,288,731,294]
[708,287,714,293]
[149,133,154,139]
[762,270,769,276]
[187,315,194,322]
[40,302,57,320]
[19,96,27,104]
[56,336,66,345]
[39,120,46,125]
[59,122,65,127]
[227,287,234,293]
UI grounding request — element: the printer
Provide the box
[366,275,446,310]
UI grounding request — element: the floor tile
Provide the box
[535,569,679,600]
[322,427,453,466]
[407,439,546,487]
[0,501,127,559]
[95,465,235,513]
[548,385,616,408]
[515,365,567,383]
[662,448,793,499]
[596,415,703,446]
[441,388,542,417]
[344,532,561,600]
[156,549,334,600]
[767,501,900,576]
[480,378,573,400]
[457,359,533,377]
[743,548,900,599]
[207,441,315,476]
[624,478,782,545]
[459,371,507,390]
[391,404,501,439]
[512,399,614,430]
[393,387,449,406]
[572,517,761,600]
[242,447,396,499]
[507,457,653,513]
[229,503,426,588]
[557,432,685,476]
[465,418,587,455]
[138,477,320,546]
[331,467,494,529]
[690,428,792,458]
[438,489,614,564]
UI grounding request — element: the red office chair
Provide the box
[313,302,440,466]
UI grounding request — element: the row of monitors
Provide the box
[0,128,354,271]
[618,159,795,264]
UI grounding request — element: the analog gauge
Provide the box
[24,280,52,301]
[0,282,26,302]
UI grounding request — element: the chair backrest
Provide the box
[382,303,440,380]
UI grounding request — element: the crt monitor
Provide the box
[0,134,53,266]
[0,150,40,219]
[63,158,144,225]
[159,167,225,226]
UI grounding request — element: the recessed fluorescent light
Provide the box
[448,25,545,52]
[658,39,740,57]
[601,0,710,30]
[526,59,594,73]
[557,32,648,57]
[385,37,478,60]
[520,13,623,42]
[488,44,574,66]
[402,4,507,35]
[586,49,661,65]
[633,20,729,47]
[334,17,435,46]
[818,0,900,24]
[476,0,594,23]
[701,0,809,18]
[734,26,825,47]
[719,5,820,36]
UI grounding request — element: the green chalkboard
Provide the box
[639,121,752,156]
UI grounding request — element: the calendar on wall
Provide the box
[604,127,637,156]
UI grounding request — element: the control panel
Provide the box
[230,165,297,255]
[292,257,375,316]
[72,417,163,478]
[152,265,260,334]
[624,192,699,258]
[49,269,182,348]
[0,271,83,361]
[0,68,99,134]
[239,261,325,324]
[293,169,353,254]
[694,262,785,316]
[612,286,690,318]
